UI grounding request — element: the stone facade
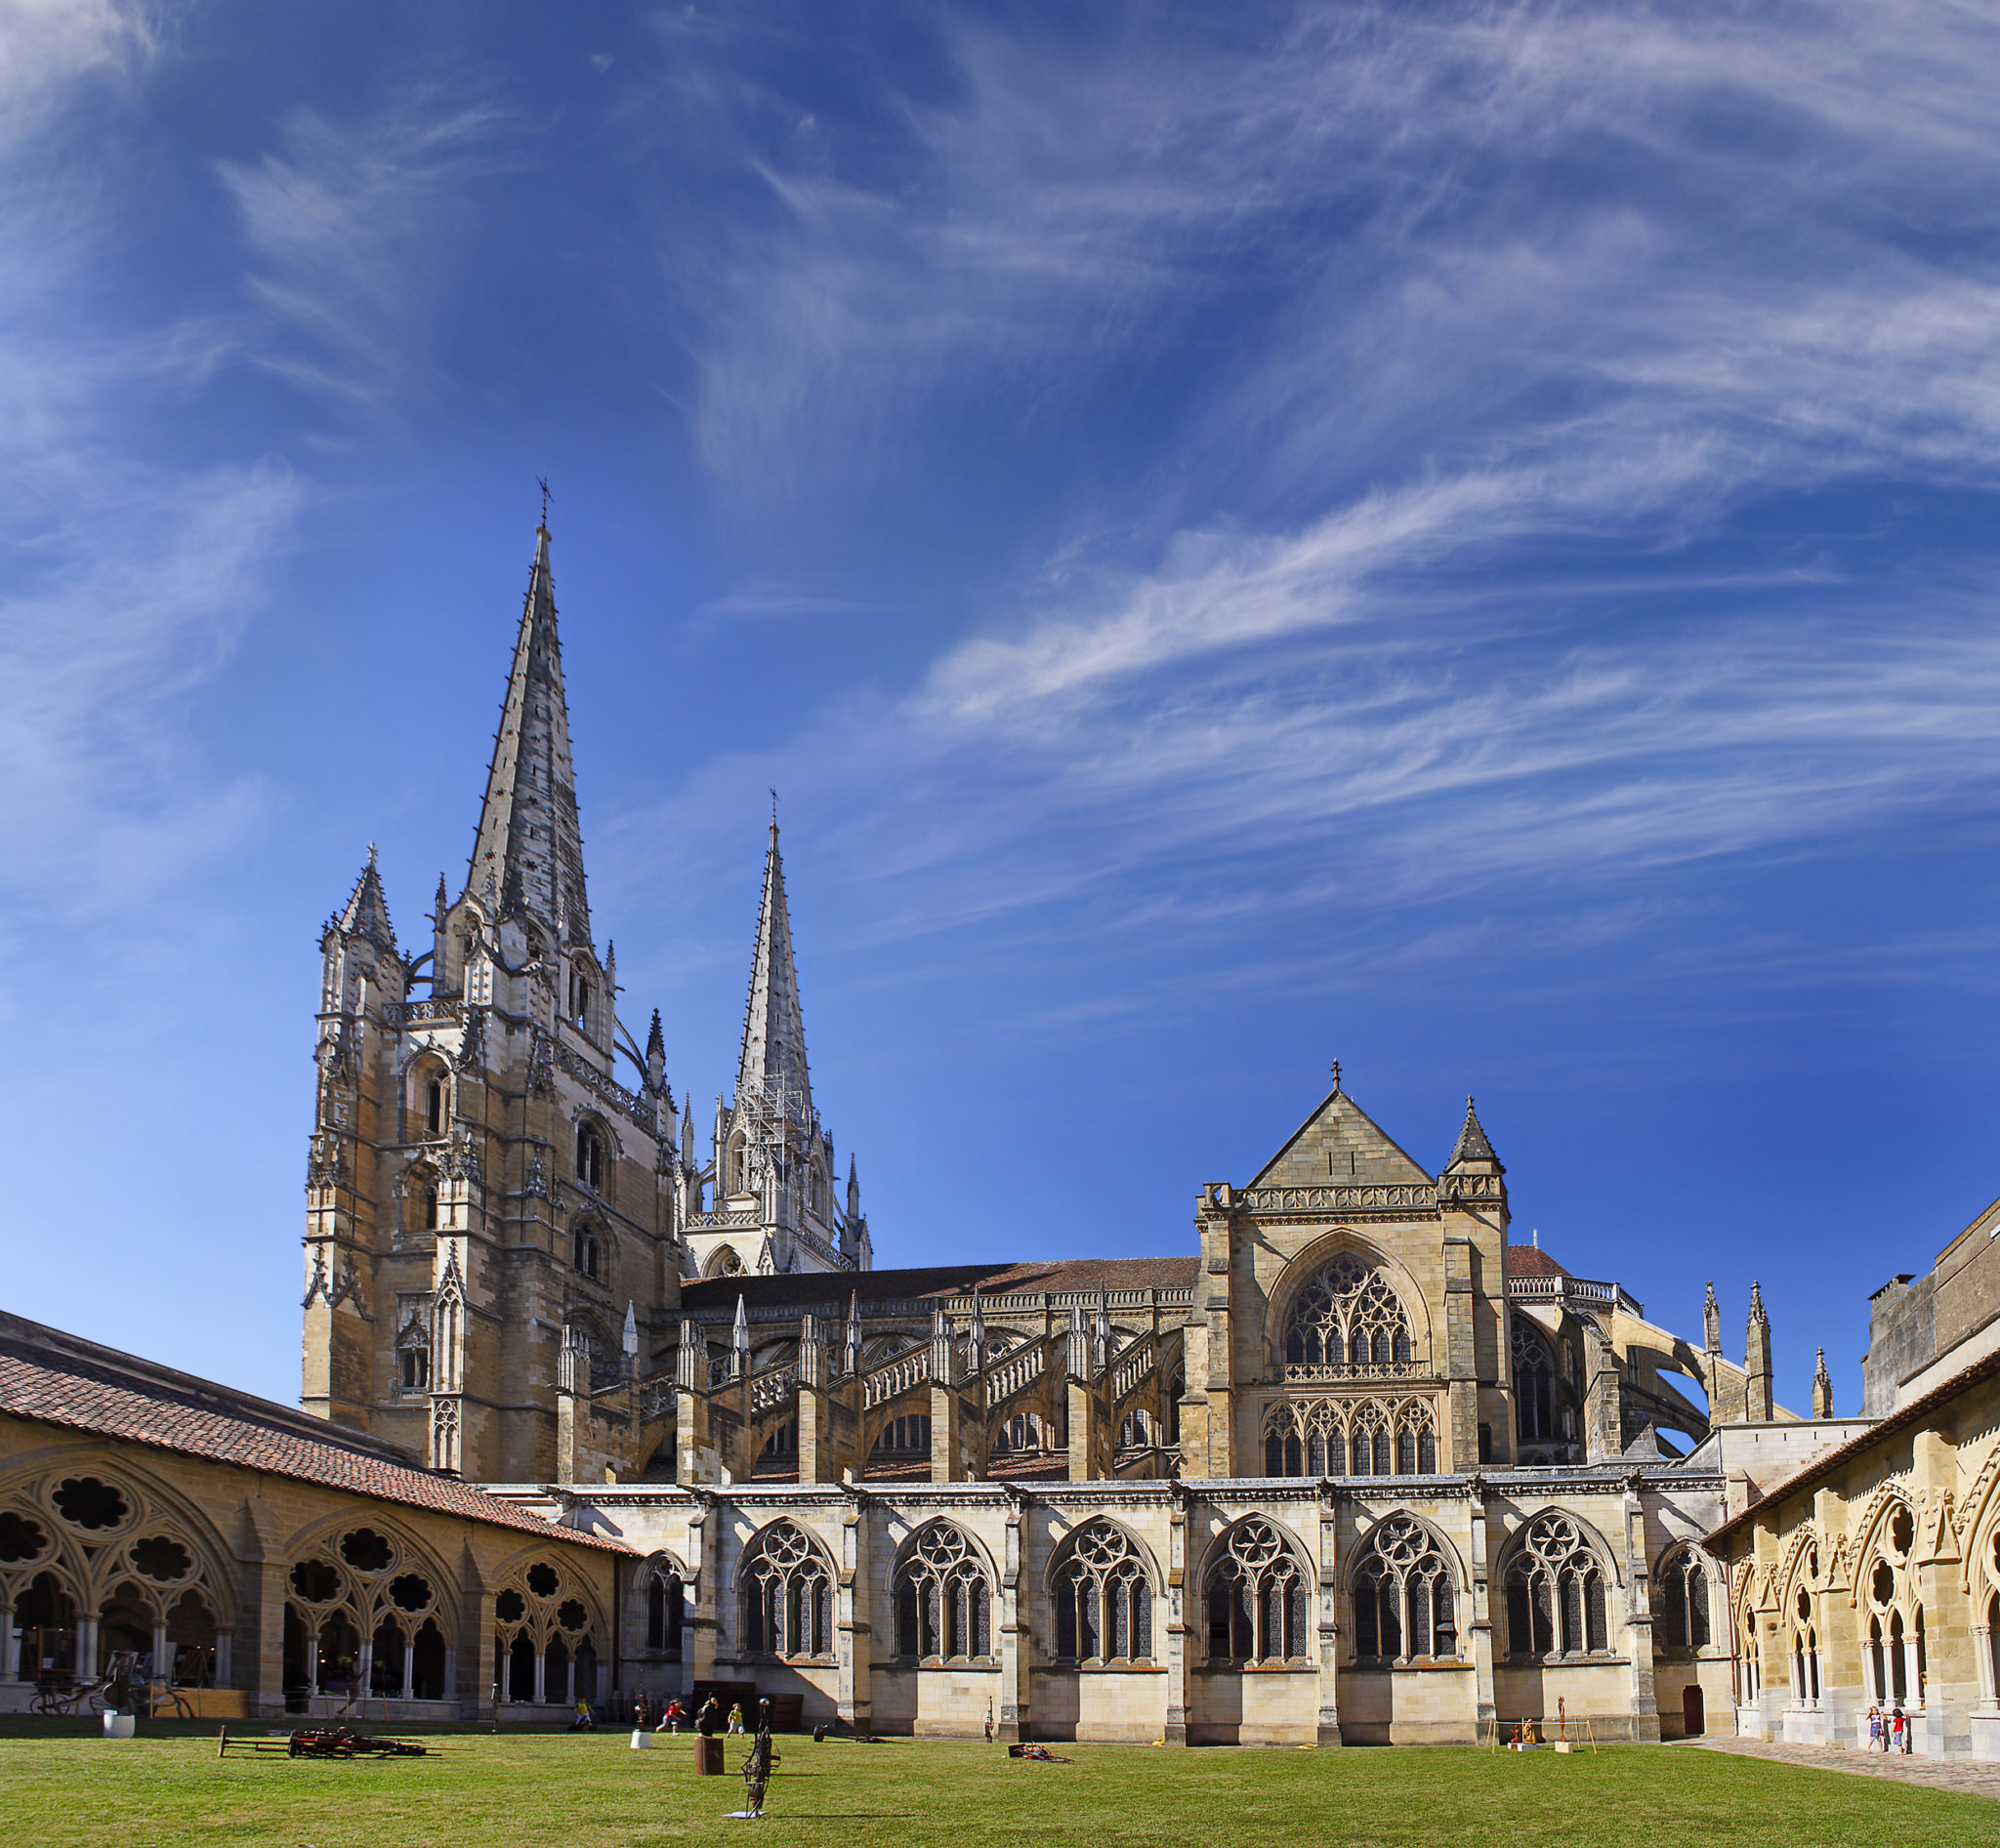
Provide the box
[1713,1190,2000,1761]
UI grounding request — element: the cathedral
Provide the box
[289,521,1814,1743]
[8,520,1998,1752]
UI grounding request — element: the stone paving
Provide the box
[1686,1734,2000,1801]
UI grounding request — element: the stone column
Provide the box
[1441,1236,1479,1469]
[1314,1484,1343,1745]
[837,1490,873,1737]
[0,1599,15,1681]
[1620,1480,1659,1742]
[1163,1490,1188,1746]
[797,1314,831,1484]
[1468,1480,1495,1732]
[684,1495,721,1692]
[998,1491,1030,1743]
[676,1321,717,1486]
[151,1620,170,1696]
[402,1641,415,1701]
[931,1312,965,1484]
[1066,1310,1101,1483]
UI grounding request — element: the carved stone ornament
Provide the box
[526,1029,555,1098]
[525,1146,550,1198]
[302,1250,330,1308]
[455,1003,487,1074]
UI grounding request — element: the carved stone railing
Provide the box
[864,1347,931,1408]
[1240,1183,1437,1214]
[1506,1274,1644,1316]
[393,997,463,1029]
[983,1343,1045,1407]
[1112,1335,1156,1402]
[1282,1359,1430,1383]
[689,1209,762,1232]
[749,1366,799,1415]
[555,1038,657,1134]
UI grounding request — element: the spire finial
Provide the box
[1330,1058,1341,1092]
[770,785,779,831]
[537,474,551,531]
[367,841,378,865]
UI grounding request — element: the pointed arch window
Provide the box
[645,1559,685,1659]
[894,1525,992,1662]
[741,1521,832,1659]
[1205,1518,1309,1664]
[1051,1520,1153,1664]
[1513,1318,1558,1444]
[1656,1546,1711,1651]
[1504,1514,1608,1659]
[1281,1255,1415,1378]
[572,1223,601,1280]
[1353,1517,1457,1662]
[575,1124,605,1192]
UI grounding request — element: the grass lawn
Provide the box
[0,1723,1994,1848]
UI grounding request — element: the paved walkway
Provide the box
[1686,1735,2000,1801]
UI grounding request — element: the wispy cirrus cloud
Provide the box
[612,0,2000,991]
[217,87,513,412]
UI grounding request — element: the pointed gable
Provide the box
[736,821,812,1112]
[466,522,591,942]
[1250,1084,1434,1190]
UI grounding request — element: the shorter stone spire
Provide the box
[1703,1281,1721,1354]
[732,1293,750,1375]
[1812,1346,1834,1419]
[623,1301,639,1377]
[1445,1095,1499,1168]
[335,853,397,951]
[1744,1281,1773,1420]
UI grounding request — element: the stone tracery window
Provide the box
[1353,1516,1457,1662]
[741,1520,832,1659]
[1262,1398,1437,1478]
[1051,1520,1152,1664]
[286,1523,451,1706]
[1503,1513,1608,1659]
[1205,1517,1310,1664]
[1512,1318,1559,1444]
[1861,1505,1920,1707]
[1655,1544,1711,1651]
[0,1468,232,1689]
[1282,1255,1415,1377]
[492,1554,596,1705]
[894,1523,992,1661]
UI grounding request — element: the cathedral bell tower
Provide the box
[301,521,700,1478]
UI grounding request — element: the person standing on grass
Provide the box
[729,1701,746,1736]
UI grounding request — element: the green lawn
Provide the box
[0,1724,1993,1848]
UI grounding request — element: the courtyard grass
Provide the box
[0,1723,1993,1848]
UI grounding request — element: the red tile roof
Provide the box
[0,1312,629,1555]
[1506,1244,1569,1281]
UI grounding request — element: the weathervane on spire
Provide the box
[536,475,552,528]
[770,786,779,828]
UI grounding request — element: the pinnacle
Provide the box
[1445,1094,1498,1169]
[336,854,397,950]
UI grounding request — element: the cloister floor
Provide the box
[0,1724,1994,1848]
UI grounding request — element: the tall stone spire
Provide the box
[466,521,591,944]
[735,819,811,1112]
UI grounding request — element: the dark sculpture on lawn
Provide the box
[740,1700,779,1818]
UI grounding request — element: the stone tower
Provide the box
[301,522,700,1479]
[687,821,871,1280]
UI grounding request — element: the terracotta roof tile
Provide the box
[0,1319,629,1555]
[1506,1244,1569,1281]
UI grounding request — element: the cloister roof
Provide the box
[0,1309,630,1554]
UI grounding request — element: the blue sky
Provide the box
[4,0,1999,1420]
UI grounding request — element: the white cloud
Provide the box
[217,88,512,412]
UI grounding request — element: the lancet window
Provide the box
[1503,1514,1608,1659]
[1051,1520,1153,1664]
[575,1122,605,1191]
[1352,1516,1457,1662]
[1262,1398,1438,1478]
[492,1556,598,1706]
[644,1556,686,1658]
[893,1525,992,1662]
[741,1521,833,1659]
[1512,1318,1559,1444]
[1655,1545,1711,1651]
[1281,1255,1416,1378]
[1205,1517,1310,1664]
